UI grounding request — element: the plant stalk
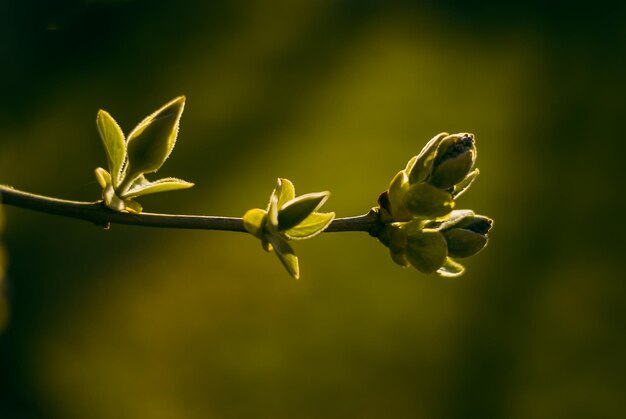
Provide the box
[0,185,381,235]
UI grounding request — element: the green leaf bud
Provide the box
[124,96,186,183]
[404,182,454,219]
[429,133,476,190]
[405,229,448,274]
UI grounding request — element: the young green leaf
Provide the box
[121,177,194,199]
[268,235,300,279]
[94,167,112,189]
[124,96,186,182]
[96,110,126,186]
[408,132,448,184]
[437,257,465,277]
[277,192,329,231]
[276,178,295,208]
[243,208,267,238]
[284,211,335,240]
[452,169,479,199]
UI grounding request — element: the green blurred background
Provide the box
[1,1,625,418]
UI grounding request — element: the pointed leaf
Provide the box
[276,178,295,208]
[284,212,335,240]
[452,169,479,199]
[408,132,448,184]
[278,192,329,231]
[268,235,300,279]
[96,110,126,186]
[121,177,194,198]
[125,96,186,181]
[243,208,267,238]
[437,257,465,277]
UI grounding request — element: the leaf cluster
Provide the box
[243,178,335,279]
[95,96,193,213]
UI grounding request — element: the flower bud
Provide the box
[429,133,476,190]
[440,214,492,258]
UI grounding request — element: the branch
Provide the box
[0,185,381,235]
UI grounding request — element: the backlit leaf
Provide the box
[96,110,126,186]
[268,235,300,279]
[284,212,335,240]
[125,96,185,181]
[277,192,329,231]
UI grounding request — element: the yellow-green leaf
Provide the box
[96,110,126,186]
[278,191,329,231]
[121,177,194,199]
[268,235,300,279]
[276,178,295,208]
[94,167,111,189]
[125,96,186,181]
[408,132,448,184]
[284,211,335,240]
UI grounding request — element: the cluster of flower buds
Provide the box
[377,133,492,277]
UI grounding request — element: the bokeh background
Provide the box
[2,1,626,418]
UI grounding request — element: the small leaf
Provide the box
[278,192,329,231]
[243,208,267,238]
[404,182,454,219]
[408,132,448,184]
[94,167,111,189]
[125,96,186,181]
[284,212,335,240]
[452,169,479,199]
[387,170,412,222]
[276,178,295,208]
[437,257,465,277]
[96,110,126,186]
[267,192,279,228]
[405,229,447,274]
[268,235,300,279]
[121,177,194,198]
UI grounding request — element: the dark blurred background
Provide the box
[1,1,626,418]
